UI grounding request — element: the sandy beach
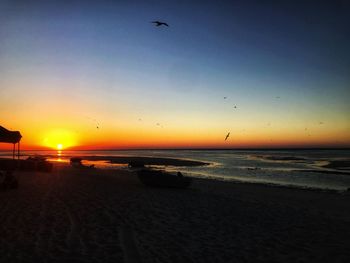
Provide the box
[1,163,350,263]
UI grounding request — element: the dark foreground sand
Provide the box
[1,164,350,263]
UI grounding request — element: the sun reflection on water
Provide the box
[55,150,65,162]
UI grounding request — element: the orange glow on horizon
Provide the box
[1,118,349,150]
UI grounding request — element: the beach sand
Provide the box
[1,164,350,263]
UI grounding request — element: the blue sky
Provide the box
[1,0,349,148]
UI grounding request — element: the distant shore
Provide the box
[84,155,209,166]
[1,155,209,167]
[1,163,350,262]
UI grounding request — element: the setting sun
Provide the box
[40,129,78,150]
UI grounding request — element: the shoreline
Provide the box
[2,156,349,192]
[1,155,210,167]
[86,155,209,166]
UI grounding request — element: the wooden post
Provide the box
[18,141,20,160]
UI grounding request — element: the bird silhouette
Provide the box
[225,132,230,141]
[86,116,100,129]
[233,105,237,109]
[151,21,169,27]
[224,97,227,99]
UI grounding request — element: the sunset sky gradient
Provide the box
[1,0,349,150]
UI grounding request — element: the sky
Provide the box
[0,0,349,150]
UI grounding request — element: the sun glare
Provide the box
[41,129,77,150]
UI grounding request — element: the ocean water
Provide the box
[1,149,350,191]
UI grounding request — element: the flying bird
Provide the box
[151,21,169,27]
[224,97,227,99]
[275,96,280,99]
[86,116,100,129]
[225,132,230,141]
[233,105,237,109]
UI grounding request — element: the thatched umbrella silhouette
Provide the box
[0,126,22,159]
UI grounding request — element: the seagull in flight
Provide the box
[151,21,169,27]
[225,132,230,141]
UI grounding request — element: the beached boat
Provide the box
[137,169,192,189]
[128,161,145,168]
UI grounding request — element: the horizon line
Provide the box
[1,147,350,151]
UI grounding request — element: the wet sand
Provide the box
[323,160,350,170]
[1,164,350,262]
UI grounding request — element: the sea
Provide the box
[1,149,350,191]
